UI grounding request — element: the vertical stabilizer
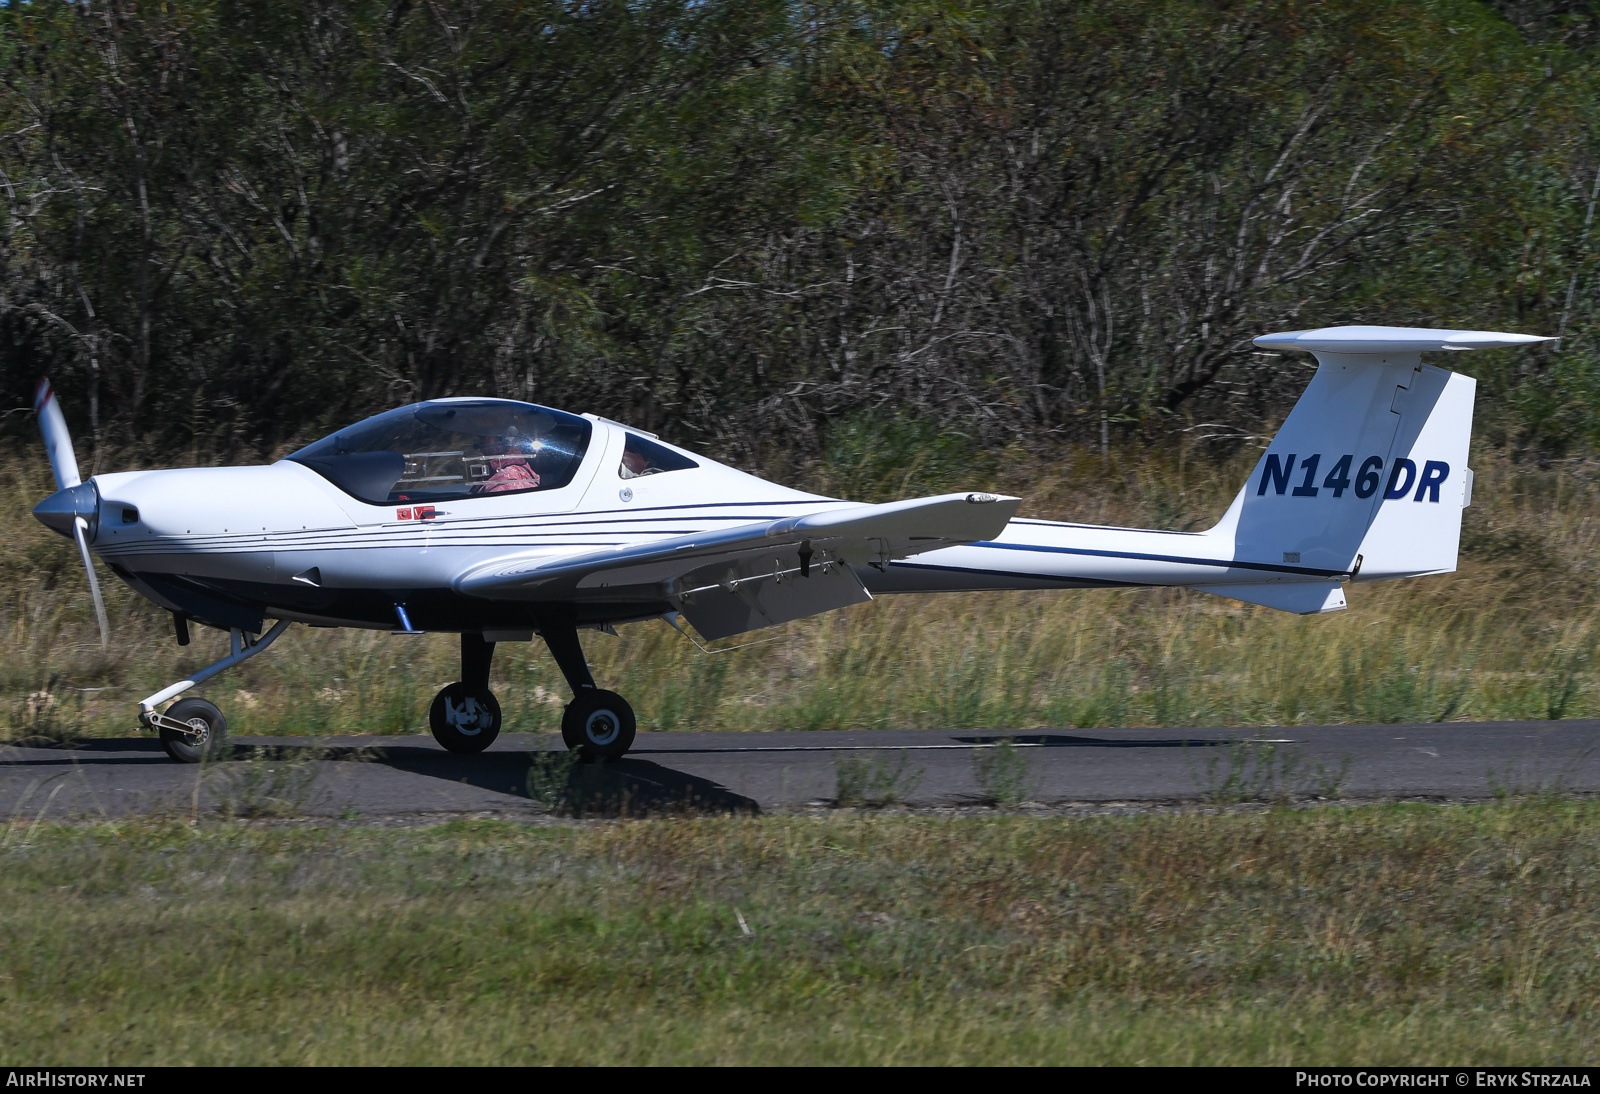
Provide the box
[1201,326,1550,600]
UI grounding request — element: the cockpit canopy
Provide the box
[288,399,592,504]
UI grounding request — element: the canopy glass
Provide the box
[288,399,592,504]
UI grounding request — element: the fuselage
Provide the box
[37,407,1333,636]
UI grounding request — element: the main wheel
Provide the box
[561,689,637,761]
[159,697,229,764]
[429,682,502,754]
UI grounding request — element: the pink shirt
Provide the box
[473,461,540,494]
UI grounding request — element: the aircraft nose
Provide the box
[33,481,99,540]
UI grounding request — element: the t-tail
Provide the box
[871,326,1553,613]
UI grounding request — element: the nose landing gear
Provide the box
[138,620,292,764]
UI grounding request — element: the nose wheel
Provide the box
[156,696,229,763]
[561,689,636,762]
[429,682,503,753]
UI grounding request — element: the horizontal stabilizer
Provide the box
[1254,326,1554,355]
[1192,581,1347,614]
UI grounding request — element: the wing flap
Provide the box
[1192,581,1346,614]
[672,554,872,640]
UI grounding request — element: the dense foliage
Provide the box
[3,0,1600,465]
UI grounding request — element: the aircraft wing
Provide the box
[454,491,1020,639]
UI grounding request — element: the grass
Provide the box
[0,802,1597,1064]
[4,441,1600,741]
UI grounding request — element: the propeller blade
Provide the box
[33,378,82,491]
[33,380,104,649]
[72,516,109,652]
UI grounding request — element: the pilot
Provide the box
[473,433,541,494]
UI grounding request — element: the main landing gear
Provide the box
[427,611,636,762]
[429,634,504,753]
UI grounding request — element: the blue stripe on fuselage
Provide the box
[960,540,1345,578]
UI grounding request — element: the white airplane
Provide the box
[31,324,1550,763]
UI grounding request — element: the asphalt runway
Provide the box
[3,720,1598,820]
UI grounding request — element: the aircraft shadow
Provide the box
[1,737,170,759]
[3,738,759,816]
[558,757,761,817]
[953,733,1233,749]
[271,742,760,817]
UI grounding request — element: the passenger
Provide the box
[619,449,655,478]
[473,435,541,494]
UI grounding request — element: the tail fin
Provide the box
[1197,326,1551,612]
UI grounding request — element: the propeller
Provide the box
[32,379,108,651]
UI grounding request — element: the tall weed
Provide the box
[834,751,925,807]
[971,739,1038,808]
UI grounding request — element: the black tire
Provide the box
[560,689,636,761]
[429,682,502,754]
[159,697,228,764]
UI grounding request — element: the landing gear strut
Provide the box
[537,608,636,762]
[428,634,503,754]
[139,620,292,764]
